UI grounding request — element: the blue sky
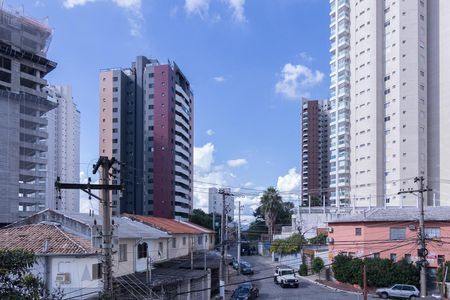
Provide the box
[13,0,330,221]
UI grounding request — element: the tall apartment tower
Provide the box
[208,187,235,219]
[329,0,351,208]
[0,8,57,225]
[44,85,80,213]
[99,56,193,220]
[301,98,330,206]
[332,0,450,207]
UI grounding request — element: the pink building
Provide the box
[328,207,450,269]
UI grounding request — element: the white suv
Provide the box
[375,284,419,299]
[273,266,299,288]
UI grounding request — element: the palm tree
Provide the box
[260,187,283,242]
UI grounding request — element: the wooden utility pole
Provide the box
[55,156,123,298]
[398,176,431,298]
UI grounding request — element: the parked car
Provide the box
[375,284,419,299]
[274,265,299,288]
[230,283,259,300]
[240,262,254,275]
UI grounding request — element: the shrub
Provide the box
[332,254,419,288]
[299,263,308,276]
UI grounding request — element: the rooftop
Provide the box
[328,207,450,224]
[54,210,172,240]
[125,214,213,235]
[0,224,95,255]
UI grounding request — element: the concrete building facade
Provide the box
[99,56,193,220]
[0,7,57,225]
[329,0,450,208]
[329,0,351,208]
[301,98,330,206]
[44,85,80,213]
[208,187,234,219]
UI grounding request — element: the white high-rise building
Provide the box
[45,85,80,212]
[331,0,450,207]
[329,0,351,208]
[208,187,235,219]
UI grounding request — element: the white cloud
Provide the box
[299,51,313,62]
[212,76,226,82]
[275,63,324,99]
[63,0,95,8]
[227,158,248,168]
[63,0,143,36]
[194,143,215,172]
[206,129,215,136]
[185,0,210,17]
[79,171,99,214]
[277,167,302,192]
[226,0,246,23]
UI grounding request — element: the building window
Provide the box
[183,237,186,245]
[355,228,362,236]
[119,244,127,262]
[137,242,148,259]
[113,76,118,82]
[113,87,118,92]
[92,263,102,279]
[158,242,164,257]
[198,236,203,245]
[390,227,406,240]
[404,254,412,263]
[373,253,380,259]
[390,253,397,262]
[172,238,177,248]
[425,228,441,239]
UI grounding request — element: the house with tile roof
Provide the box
[125,214,216,259]
[7,209,174,278]
[0,224,102,299]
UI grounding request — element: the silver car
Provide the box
[375,284,419,299]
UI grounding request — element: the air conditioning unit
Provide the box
[327,237,334,244]
[408,224,417,231]
[55,273,71,285]
[328,227,334,233]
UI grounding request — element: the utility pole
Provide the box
[217,189,234,299]
[363,264,368,300]
[55,156,123,298]
[146,256,152,284]
[398,176,431,298]
[191,235,194,270]
[237,200,241,275]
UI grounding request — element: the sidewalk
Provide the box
[299,274,375,296]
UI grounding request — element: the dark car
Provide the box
[240,262,254,275]
[230,283,259,300]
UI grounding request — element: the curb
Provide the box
[297,275,377,298]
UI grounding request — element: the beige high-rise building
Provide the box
[341,0,450,207]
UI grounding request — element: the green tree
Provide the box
[0,249,64,299]
[312,257,325,279]
[260,187,283,242]
[189,209,214,230]
[308,233,328,245]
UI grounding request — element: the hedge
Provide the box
[332,254,420,288]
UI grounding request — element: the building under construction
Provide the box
[0,6,57,225]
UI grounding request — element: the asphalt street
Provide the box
[226,255,379,300]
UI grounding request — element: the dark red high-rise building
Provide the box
[301,98,330,206]
[99,56,193,220]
